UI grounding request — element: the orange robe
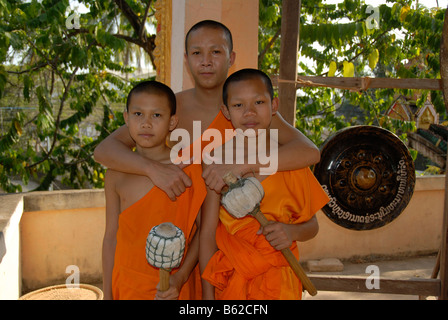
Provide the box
[202,168,330,300]
[176,110,234,164]
[112,164,206,300]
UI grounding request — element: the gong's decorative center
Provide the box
[353,167,377,191]
[331,147,395,211]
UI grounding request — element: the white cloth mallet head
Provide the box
[146,222,185,291]
[221,172,265,218]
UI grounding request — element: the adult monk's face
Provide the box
[185,27,235,90]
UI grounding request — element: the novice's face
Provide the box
[222,78,278,134]
[185,27,235,90]
[124,92,177,148]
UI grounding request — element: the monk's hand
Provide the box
[148,161,192,201]
[154,273,183,300]
[258,222,293,251]
[202,159,247,192]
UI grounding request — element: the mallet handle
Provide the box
[252,210,318,296]
[159,268,170,292]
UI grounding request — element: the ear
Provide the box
[123,110,129,126]
[229,51,236,68]
[220,104,231,120]
[169,114,179,131]
[271,97,279,115]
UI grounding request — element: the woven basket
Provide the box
[20,284,103,300]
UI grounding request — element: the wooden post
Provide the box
[439,7,448,300]
[440,154,448,300]
[278,0,301,126]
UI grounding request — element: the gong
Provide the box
[313,126,416,231]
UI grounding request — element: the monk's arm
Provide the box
[199,186,221,300]
[102,170,120,300]
[261,215,319,251]
[288,215,319,242]
[202,112,320,191]
[174,214,202,287]
[94,125,191,201]
[270,111,320,170]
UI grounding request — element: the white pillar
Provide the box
[170,0,186,93]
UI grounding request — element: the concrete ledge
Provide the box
[20,190,106,293]
[0,194,24,263]
[1,190,106,296]
[0,193,24,299]
[414,175,445,191]
[0,194,23,230]
[307,258,344,272]
[23,189,105,212]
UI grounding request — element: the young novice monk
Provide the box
[102,81,206,300]
[199,69,330,300]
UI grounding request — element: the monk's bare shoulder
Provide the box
[176,89,195,112]
[175,89,197,131]
[104,168,122,185]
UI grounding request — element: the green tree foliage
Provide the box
[259,0,445,147]
[0,0,157,192]
[0,0,445,192]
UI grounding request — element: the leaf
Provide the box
[342,61,354,77]
[71,46,87,68]
[368,49,379,70]
[23,74,33,102]
[400,6,410,21]
[328,61,337,77]
[0,66,6,98]
[14,120,22,136]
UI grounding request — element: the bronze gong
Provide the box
[313,126,416,230]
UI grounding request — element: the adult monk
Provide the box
[94,20,320,199]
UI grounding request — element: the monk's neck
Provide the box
[135,144,171,164]
[192,86,223,113]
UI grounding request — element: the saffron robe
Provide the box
[112,164,206,300]
[202,168,330,300]
[175,110,234,164]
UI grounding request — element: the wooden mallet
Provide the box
[221,172,318,296]
[146,222,186,292]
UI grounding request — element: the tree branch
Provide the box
[26,66,79,169]
[139,0,153,40]
[6,62,49,75]
[258,27,282,66]
[113,33,145,47]
[114,0,142,36]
